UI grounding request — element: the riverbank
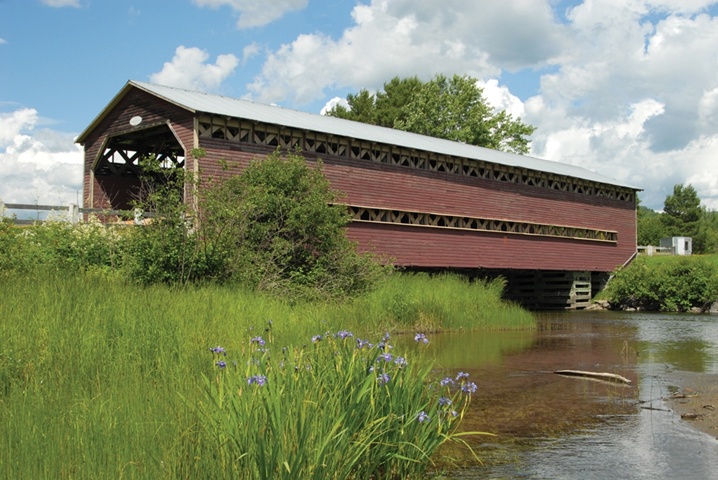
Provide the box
[666,371,718,440]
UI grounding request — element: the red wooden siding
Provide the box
[315,157,635,271]
[191,142,636,272]
[346,222,630,272]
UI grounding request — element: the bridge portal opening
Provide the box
[93,124,185,212]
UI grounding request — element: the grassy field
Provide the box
[0,271,532,478]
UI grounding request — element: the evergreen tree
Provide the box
[661,184,702,239]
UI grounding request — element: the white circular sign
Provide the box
[129,116,143,126]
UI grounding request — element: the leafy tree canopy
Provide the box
[327,74,536,155]
[637,205,666,247]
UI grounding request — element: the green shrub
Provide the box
[200,149,388,300]
[606,256,718,311]
[123,216,213,285]
[122,154,218,285]
[0,216,126,273]
[0,216,22,271]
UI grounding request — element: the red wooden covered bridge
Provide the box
[76,81,641,309]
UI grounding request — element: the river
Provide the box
[421,311,718,479]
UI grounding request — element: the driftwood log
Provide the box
[554,369,632,384]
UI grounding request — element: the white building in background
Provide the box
[660,236,693,256]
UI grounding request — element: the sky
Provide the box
[1,0,718,211]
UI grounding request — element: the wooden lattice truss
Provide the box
[345,205,618,243]
[198,115,635,203]
[95,125,185,176]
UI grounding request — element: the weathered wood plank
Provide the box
[554,370,632,384]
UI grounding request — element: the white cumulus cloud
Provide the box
[478,79,526,120]
[150,46,239,92]
[248,0,521,106]
[0,109,83,205]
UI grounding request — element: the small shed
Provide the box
[660,237,692,256]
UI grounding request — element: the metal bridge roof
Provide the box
[78,80,639,190]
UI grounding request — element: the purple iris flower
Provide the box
[461,382,477,394]
[440,377,455,387]
[376,353,393,363]
[247,375,267,386]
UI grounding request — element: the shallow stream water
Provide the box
[422,311,718,479]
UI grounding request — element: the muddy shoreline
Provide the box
[665,371,718,440]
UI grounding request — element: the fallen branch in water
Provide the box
[681,413,702,420]
[554,370,632,384]
[671,393,699,399]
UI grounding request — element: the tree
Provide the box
[637,205,666,246]
[396,74,535,154]
[374,76,423,128]
[327,74,536,155]
[329,89,377,125]
[328,76,423,129]
[661,184,702,239]
[696,211,718,254]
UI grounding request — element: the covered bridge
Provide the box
[76,81,640,309]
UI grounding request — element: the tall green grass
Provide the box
[345,273,532,332]
[0,271,532,478]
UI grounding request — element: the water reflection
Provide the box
[633,315,718,373]
[427,330,535,368]
[420,311,718,479]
